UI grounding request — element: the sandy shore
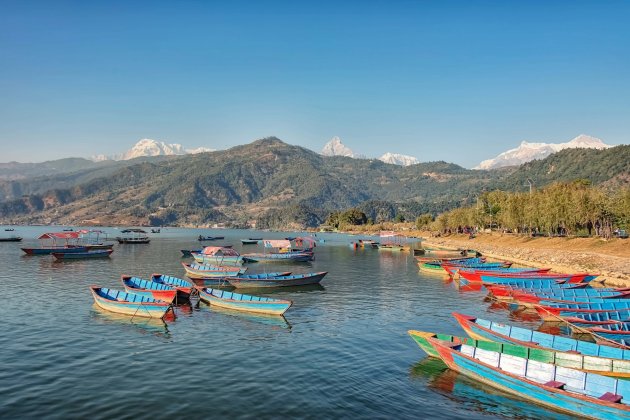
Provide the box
[419,233,630,286]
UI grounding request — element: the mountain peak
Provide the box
[378,152,419,166]
[92,138,214,161]
[321,136,355,157]
[475,134,612,170]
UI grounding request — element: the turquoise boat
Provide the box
[453,312,630,358]
[89,286,173,319]
[426,337,630,419]
[226,271,327,289]
[198,288,292,315]
[150,273,194,296]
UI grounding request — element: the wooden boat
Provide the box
[192,246,244,266]
[535,302,630,322]
[21,232,88,255]
[52,249,113,260]
[121,275,177,303]
[589,324,630,345]
[198,235,225,241]
[409,330,630,379]
[240,239,260,245]
[150,274,194,297]
[182,262,246,279]
[226,271,328,289]
[79,229,115,249]
[562,311,630,328]
[89,286,173,319]
[4,228,15,231]
[0,236,22,242]
[509,289,630,306]
[358,239,379,248]
[198,288,292,315]
[452,312,630,359]
[116,229,150,244]
[414,247,480,257]
[417,261,448,273]
[151,228,161,233]
[424,336,630,419]
[459,270,598,284]
[241,251,313,263]
[486,283,588,300]
[445,266,551,277]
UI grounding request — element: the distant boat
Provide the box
[116,229,150,244]
[182,262,246,279]
[358,239,379,248]
[0,236,22,242]
[150,274,195,298]
[151,228,161,233]
[4,228,15,231]
[226,271,328,289]
[52,249,113,260]
[21,232,87,255]
[191,246,244,266]
[240,239,260,245]
[180,249,203,257]
[89,286,173,319]
[198,288,292,315]
[198,235,225,241]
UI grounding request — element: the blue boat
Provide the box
[121,275,177,303]
[453,312,630,358]
[52,249,113,260]
[150,274,195,297]
[241,252,314,263]
[180,249,203,257]
[535,301,630,322]
[589,324,630,345]
[426,337,630,419]
[563,310,630,328]
[226,271,327,289]
[198,288,292,315]
[90,286,173,319]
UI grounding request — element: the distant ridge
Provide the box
[92,138,214,161]
[320,136,419,166]
[475,134,612,169]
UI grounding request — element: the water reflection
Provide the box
[90,305,172,338]
[201,303,292,330]
[410,358,574,420]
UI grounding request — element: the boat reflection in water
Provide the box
[203,304,291,330]
[410,358,574,420]
[90,304,172,338]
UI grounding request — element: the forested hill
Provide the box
[0,138,627,228]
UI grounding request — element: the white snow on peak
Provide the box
[321,136,355,157]
[474,134,611,170]
[378,152,419,166]
[92,139,215,161]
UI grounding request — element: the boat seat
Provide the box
[544,380,565,389]
[599,392,623,403]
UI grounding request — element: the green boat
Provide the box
[408,330,630,379]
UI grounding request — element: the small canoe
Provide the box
[191,253,244,266]
[226,271,327,289]
[409,329,630,379]
[589,324,630,345]
[240,239,260,245]
[535,302,630,322]
[52,249,113,260]
[452,312,630,357]
[460,271,598,284]
[198,236,225,241]
[180,249,203,257]
[241,252,313,263]
[150,274,194,296]
[121,275,177,303]
[89,286,172,319]
[199,288,292,315]
[424,336,630,418]
[563,310,630,328]
[183,262,246,279]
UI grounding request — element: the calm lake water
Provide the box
[0,227,572,419]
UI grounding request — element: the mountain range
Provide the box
[320,136,419,166]
[0,137,628,228]
[92,138,214,161]
[475,134,612,169]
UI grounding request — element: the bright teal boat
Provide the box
[198,288,292,315]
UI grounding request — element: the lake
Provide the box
[0,226,572,419]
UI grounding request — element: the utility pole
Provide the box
[525,178,534,195]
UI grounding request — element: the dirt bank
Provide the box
[421,233,630,287]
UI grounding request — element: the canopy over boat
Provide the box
[201,246,240,256]
[263,239,291,249]
[38,232,81,240]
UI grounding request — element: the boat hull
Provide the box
[199,288,291,315]
[227,272,327,288]
[53,250,113,260]
[90,287,171,319]
[22,246,88,255]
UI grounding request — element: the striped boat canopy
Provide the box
[201,246,240,256]
[38,232,81,239]
[264,240,291,249]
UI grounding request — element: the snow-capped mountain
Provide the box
[321,136,355,157]
[474,134,611,170]
[92,139,214,161]
[378,152,419,166]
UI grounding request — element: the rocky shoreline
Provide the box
[420,233,630,287]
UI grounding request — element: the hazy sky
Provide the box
[1,0,628,167]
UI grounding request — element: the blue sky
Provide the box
[1,0,628,167]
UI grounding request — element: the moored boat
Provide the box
[424,336,630,419]
[408,329,630,378]
[21,232,88,255]
[150,274,194,297]
[240,239,260,245]
[192,246,244,266]
[198,288,292,315]
[89,286,173,319]
[535,302,630,322]
[52,249,113,260]
[121,275,177,303]
[226,271,328,289]
[0,236,22,242]
[182,262,246,279]
[116,229,150,244]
